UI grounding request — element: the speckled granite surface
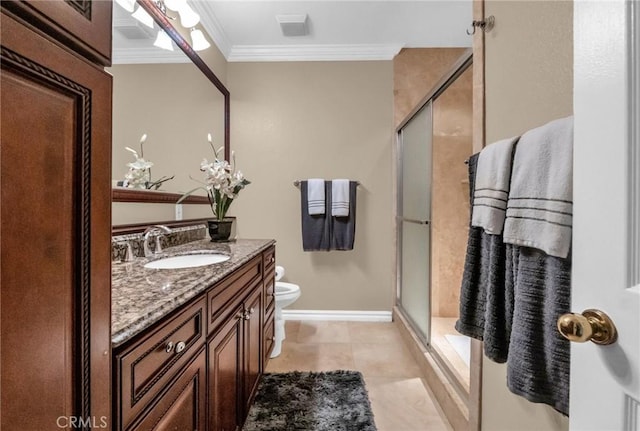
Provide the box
[112,238,275,347]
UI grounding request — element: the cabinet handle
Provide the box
[235,311,244,320]
[165,341,174,353]
[175,341,186,353]
[243,307,255,320]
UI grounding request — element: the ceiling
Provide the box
[113,1,473,63]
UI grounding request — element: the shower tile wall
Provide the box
[393,48,468,128]
[431,66,473,317]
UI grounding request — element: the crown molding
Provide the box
[112,47,193,64]
[227,43,403,62]
[190,1,232,58]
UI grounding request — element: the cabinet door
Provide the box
[2,0,112,65]
[129,348,206,431]
[1,11,112,430]
[208,307,243,431]
[242,286,263,416]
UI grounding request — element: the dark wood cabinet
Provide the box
[208,273,265,431]
[114,246,276,431]
[1,0,112,65]
[243,286,263,415]
[208,306,243,431]
[129,348,207,431]
[1,3,112,430]
[114,298,207,430]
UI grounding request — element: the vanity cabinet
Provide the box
[1,3,112,429]
[129,348,207,431]
[115,298,207,430]
[114,245,276,431]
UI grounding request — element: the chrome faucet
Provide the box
[143,225,172,257]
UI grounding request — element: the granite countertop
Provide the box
[111,238,275,348]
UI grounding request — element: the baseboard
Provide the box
[282,310,392,322]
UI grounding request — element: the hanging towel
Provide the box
[471,137,519,235]
[300,181,331,251]
[330,181,357,250]
[307,178,326,215]
[331,179,350,217]
[506,245,571,415]
[503,116,573,258]
[456,153,513,363]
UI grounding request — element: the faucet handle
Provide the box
[155,235,164,254]
[124,242,134,262]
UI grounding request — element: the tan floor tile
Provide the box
[365,376,452,431]
[295,321,351,344]
[348,321,404,344]
[352,342,422,378]
[282,320,301,342]
[265,342,355,373]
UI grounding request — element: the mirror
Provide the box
[111,0,229,204]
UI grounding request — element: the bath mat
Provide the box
[445,334,471,367]
[243,370,377,431]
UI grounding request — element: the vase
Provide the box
[208,218,234,242]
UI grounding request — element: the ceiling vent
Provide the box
[276,14,308,37]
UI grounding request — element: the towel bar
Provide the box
[293,180,361,188]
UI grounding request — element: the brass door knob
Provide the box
[557,309,618,345]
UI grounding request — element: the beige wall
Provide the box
[482,1,573,430]
[227,61,394,311]
[110,62,224,225]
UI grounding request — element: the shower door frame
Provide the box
[395,50,474,400]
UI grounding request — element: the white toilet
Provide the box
[270,266,301,358]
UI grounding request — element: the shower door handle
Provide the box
[398,217,430,225]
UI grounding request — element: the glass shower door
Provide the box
[398,102,432,342]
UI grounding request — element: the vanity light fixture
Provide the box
[190,28,210,51]
[115,0,209,51]
[153,29,174,51]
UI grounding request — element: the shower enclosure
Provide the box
[396,53,473,396]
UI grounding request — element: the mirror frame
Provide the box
[111,0,229,204]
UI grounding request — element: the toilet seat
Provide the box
[274,281,300,306]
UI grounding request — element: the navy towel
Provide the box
[331,181,357,250]
[455,153,513,363]
[301,181,331,251]
[300,181,357,251]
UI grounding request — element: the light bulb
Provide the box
[190,28,210,51]
[132,6,154,28]
[164,0,186,12]
[154,30,174,51]
[178,4,200,28]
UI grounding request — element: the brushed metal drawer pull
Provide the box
[175,341,186,354]
[243,307,255,320]
[165,341,174,353]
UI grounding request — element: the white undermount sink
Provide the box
[144,253,230,270]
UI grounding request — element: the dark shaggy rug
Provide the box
[243,371,377,431]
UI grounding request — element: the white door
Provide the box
[572,1,640,430]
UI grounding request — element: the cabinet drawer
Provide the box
[264,273,275,314]
[115,297,206,430]
[263,246,276,275]
[128,347,206,431]
[208,255,262,335]
[263,314,275,362]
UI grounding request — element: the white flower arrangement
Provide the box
[122,134,173,190]
[178,133,250,221]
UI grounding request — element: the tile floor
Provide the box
[265,320,453,431]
